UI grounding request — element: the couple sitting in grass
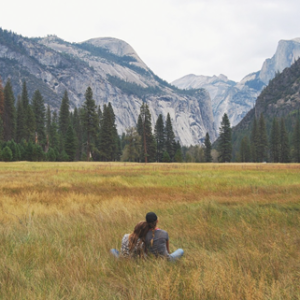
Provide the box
[111,212,184,261]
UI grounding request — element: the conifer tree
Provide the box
[218,113,232,162]
[73,107,83,160]
[21,81,35,142]
[137,103,156,162]
[0,78,4,141]
[154,114,165,162]
[280,118,290,163]
[59,90,70,137]
[174,141,183,162]
[270,118,280,162]
[15,96,25,143]
[0,77,4,118]
[45,104,51,150]
[250,118,259,162]
[165,113,176,161]
[3,79,16,141]
[81,87,98,160]
[204,132,212,162]
[257,114,268,162]
[239,136,251,162]
[100,103,119,161]
[65,125,76,161]
[32,90,46,147]
[293,118,300,162]
[121,127,141,162]
[49,111,59,154]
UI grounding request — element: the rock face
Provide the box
[0,30,217,145]
[172,38,300,131]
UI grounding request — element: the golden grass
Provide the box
[0,162,300,299]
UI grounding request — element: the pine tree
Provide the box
[280,118,290,163]
[81,87,98,160]
[257,114,268,162]
[15,96,25,143]
[45,104,51,151]
[3,79,16,141]
[239,136,251,162]
[250,118,259,162]
[293,118,300,162]
[32,90,46,147]
[0,77,4,118]
[65,125,76,161]
[165,113,176,161]
[204,132,212,162]
[121,127,141,162]
[100,103,119,161]
[27,105,36,143]
[270,118,280,162]
[49,111,59,154]
[59,90,70,137]
[154,114,165,162]
[21,81,35,142]
[174,141,183,162]
[73,107,82,161]
[0,77,4,141]
[218,113,232,162]
[137,103,156,162]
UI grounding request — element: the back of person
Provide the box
[145,229,169,258]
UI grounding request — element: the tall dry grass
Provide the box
[0,162,300,299]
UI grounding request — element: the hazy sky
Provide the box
[1,0,300,82]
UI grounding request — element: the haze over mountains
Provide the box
[172,38,300,129]
[0,29,216,146]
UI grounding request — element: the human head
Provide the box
[146,212,157,223]
[146,212,158,229]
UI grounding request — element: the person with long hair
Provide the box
[110,221,149,258]
[144,212,184,261]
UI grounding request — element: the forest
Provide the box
[0,78,197,162]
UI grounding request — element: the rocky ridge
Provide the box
[0,30,217,145]
[172,38,300,131]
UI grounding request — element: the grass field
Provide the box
[0,162,300,299]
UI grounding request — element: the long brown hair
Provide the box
[128,221,150,252]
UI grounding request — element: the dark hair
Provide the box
[146,212,158,247]
[146,212,157,223]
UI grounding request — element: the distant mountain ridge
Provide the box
[0,29,217,146]
[172,38,300,130]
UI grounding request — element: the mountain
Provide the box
[0,28,217,145]
[231,55,300,159]
[172,38,300,130]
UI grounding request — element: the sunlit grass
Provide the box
[0,162,300,299]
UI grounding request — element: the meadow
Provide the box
[0,162,300,299]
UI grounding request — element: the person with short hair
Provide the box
[144,212,184,261]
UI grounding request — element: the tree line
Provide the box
[0,78,198,162]
[218,112,300,163]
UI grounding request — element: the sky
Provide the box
[1,0,300,83]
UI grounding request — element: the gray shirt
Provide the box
[145,229,169,258]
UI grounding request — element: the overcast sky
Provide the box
[1,0,300,83]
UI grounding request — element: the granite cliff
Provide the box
[172,38,300,131]
[0,29,217,145]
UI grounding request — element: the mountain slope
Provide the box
[172,38,300,130]
[0,29,217,145]
[231,56,300,158]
